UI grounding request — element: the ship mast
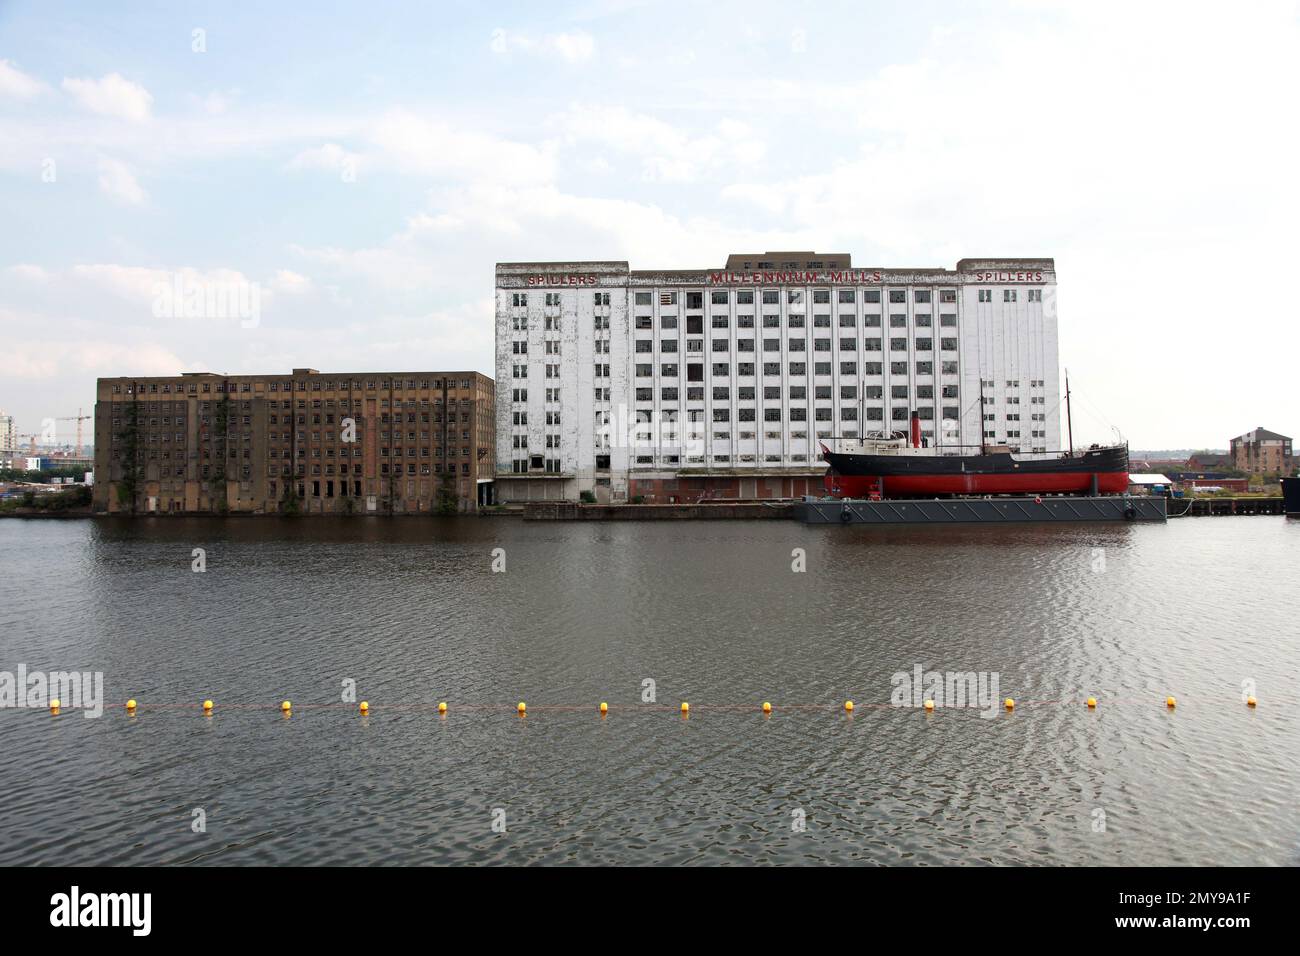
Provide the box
[1064,369,1074,457]
[978,376,986,454]
[859,378,865,444]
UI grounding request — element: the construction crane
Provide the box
[57,408,92,457]
[15,433,39,456]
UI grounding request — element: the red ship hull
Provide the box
[824,470,1130,498]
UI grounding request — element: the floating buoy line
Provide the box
[16,694,1270,717]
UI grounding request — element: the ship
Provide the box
[1282,476,1300,517]
[821,375,1129,499]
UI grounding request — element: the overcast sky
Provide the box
[2,0,1298,449]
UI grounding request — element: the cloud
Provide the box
[5,339,187,380]
[97,157,147,204]
[489,29,596,63]
[4,264,52,282]
[287,142,361,178]
[294,182,810,291]
[0,59,46,99]
[368,110,555,184]
[61,72,153,121]
[67,263,296,316]
[551,32,596,63]
[2,2,1296,447]
[271,270,312,294]
[206,89,237,114]
[554,104,766,182]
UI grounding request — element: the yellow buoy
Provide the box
[844,700,854,713]
[680,701,689,715]
[1246,695,1257,707]
[50,698,61,714]
[126,699,137,712]
[762,701,772,714]
[1086,697,1097,708]
[438,701,447,715]
[1004,698,1015,711]
[1166,696,1176,709]
[599,702,608,715]
[359,701,369,714]
[923,699,935,712]
[203,699,213,713]
[517,701,526,715]
[281,700,292,713]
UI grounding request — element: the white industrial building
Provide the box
[494,253,1061,503]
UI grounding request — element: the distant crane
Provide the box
[15,433,40,456]
[57,408,92,457]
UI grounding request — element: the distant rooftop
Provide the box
[1233,427,1291,443]
[723,251,853,270]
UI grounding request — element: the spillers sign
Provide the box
[526,274,599,287]
[967,269,1046,283]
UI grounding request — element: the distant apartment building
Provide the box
[1230,427,1293,476]
[494,252,1061,503]
[93,369,494,514]
[0,411,15,455]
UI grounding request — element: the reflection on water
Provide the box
[0,515,1297,865]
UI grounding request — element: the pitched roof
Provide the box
[1233,427,1291,442]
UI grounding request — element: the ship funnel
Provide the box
[910,410,921,449]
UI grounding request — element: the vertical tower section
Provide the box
[494,261,631,501]
[956,259,1058,457]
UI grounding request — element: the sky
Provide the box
[1,0,1298,450]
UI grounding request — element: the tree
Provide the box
[210,392,232,513]
[436,471,459,514]
[115,397,141,513]
[279,481,301,516]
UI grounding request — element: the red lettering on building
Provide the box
[972,270,1045,283]
[706,269,885,285]
[526,274,598,287]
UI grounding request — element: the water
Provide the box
[0,515,1297,866]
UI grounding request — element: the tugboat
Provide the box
[821,375,1129,498]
